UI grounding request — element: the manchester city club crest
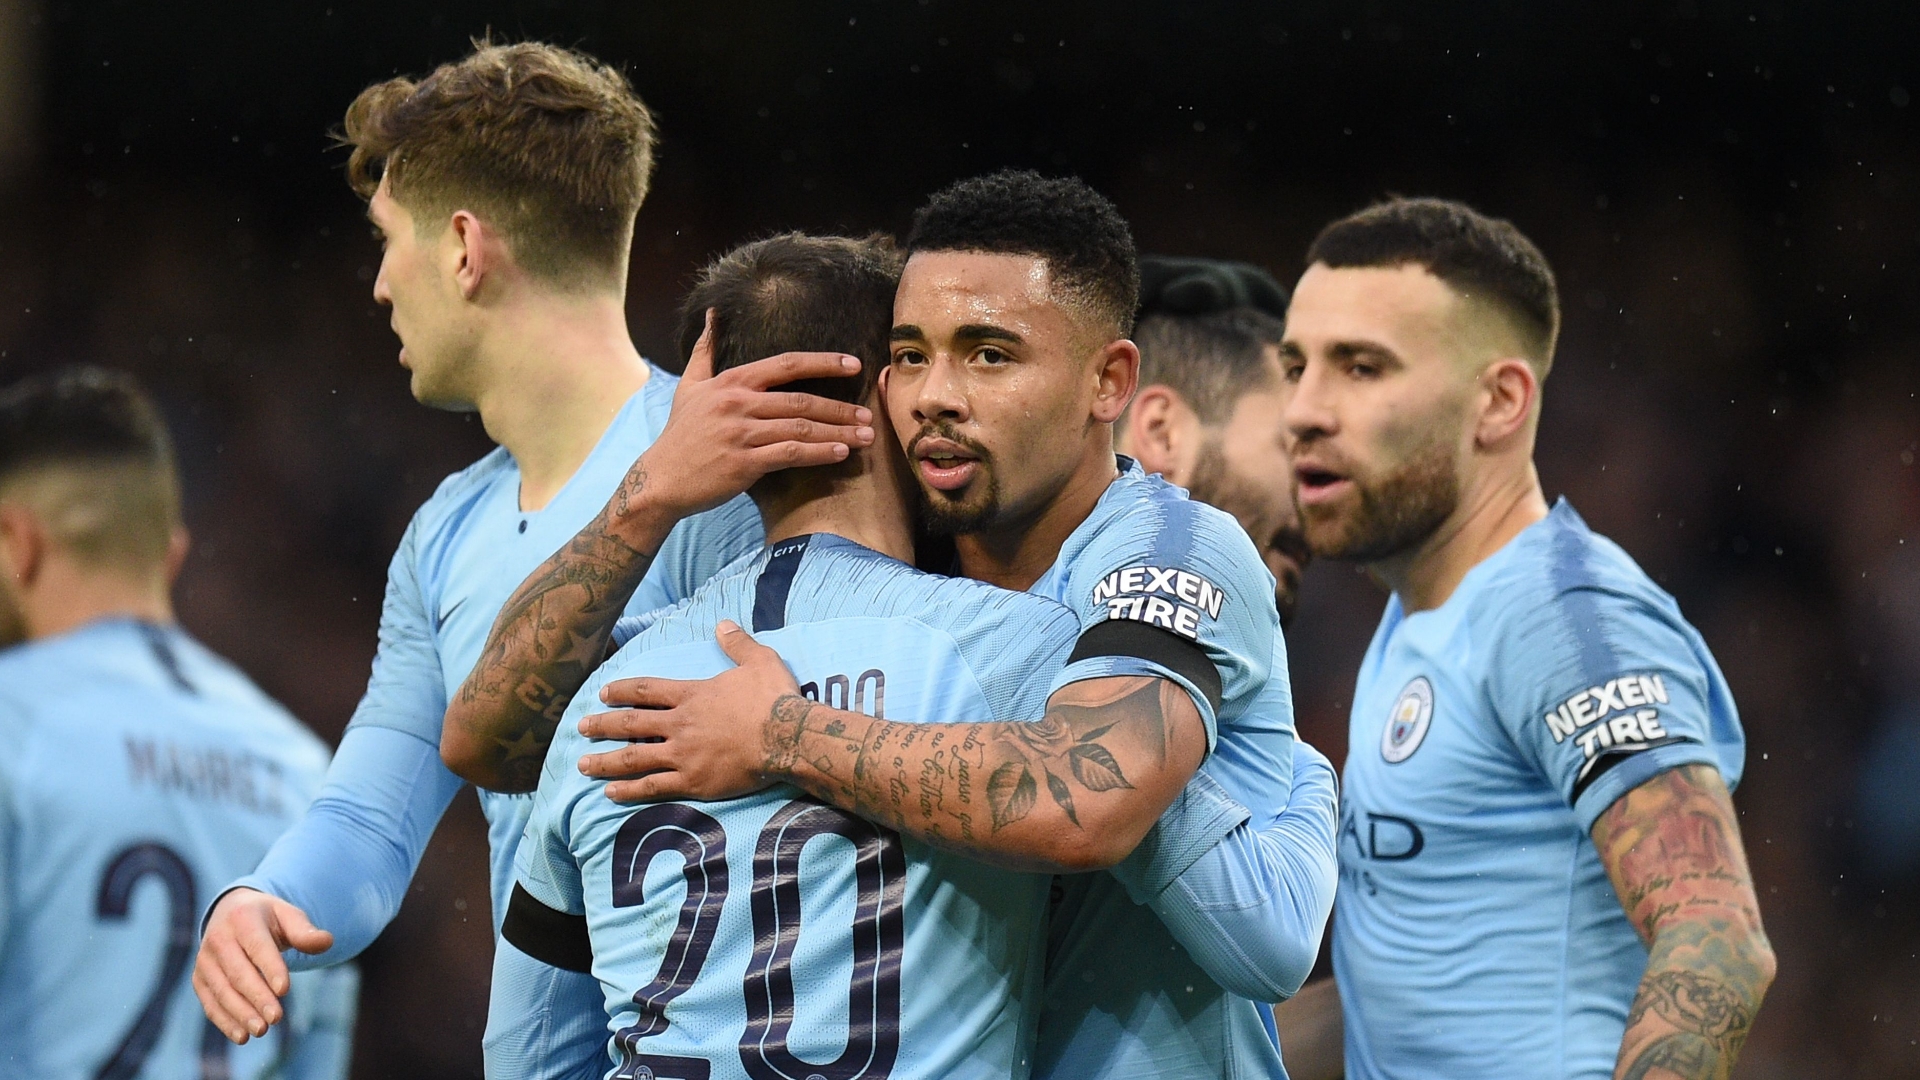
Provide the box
[1380,676,1434,763]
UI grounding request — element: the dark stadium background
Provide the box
[2,1,1917,1076]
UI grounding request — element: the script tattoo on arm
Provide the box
[1593,764,1776,1080]
[445,466,661,792]
[767,675,1200,873]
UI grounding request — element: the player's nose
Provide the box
[1282,361,1337,443]
[911,355,970,422]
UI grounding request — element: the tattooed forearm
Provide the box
[766,676,1204,872]
[443,466,667,791]
[1594,765,1776,1080]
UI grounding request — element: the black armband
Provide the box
[1067,619,1224,715]
[501,882,593,973]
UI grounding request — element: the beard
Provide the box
[910,422,1005,537]
[1302,436,1460,565]
[1186,438,1310,626]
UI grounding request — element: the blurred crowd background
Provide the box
[1,2,1916,1076]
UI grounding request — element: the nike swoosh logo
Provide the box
[436,596,468,632]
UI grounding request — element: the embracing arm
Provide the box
[1112,741,1340,1003]
[441,466,668,792]
[581,622,1208,874]
[772,675,1207,872]
[442,338,874,791]
[1594,765,1775,1080]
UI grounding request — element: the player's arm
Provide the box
[1594,764,1775,1080]
[576,621,1208,873]
[1110,741,1340,1003]
[483,938,608,1080]
[197,517,460,1044]
[442,333,872,792]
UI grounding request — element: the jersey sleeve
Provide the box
[614,496,764,649]
[216,724,464,968]
[1488,586,1734,832]
[1125,742,1340,1003]
[342,514,448,743]
[1047,498,1280,750]
[483,939,610,1080]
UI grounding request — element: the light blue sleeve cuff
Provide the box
[1572,741,1722,833]
[1108,769,1251,904]
[1048,654,1221,752]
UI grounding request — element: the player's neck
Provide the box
[469,288,650,512]
[752,448,917,564]
[23,561,173,641]
[1373,460,1550,614]
[955,438,1120,592]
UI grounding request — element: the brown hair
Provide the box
[340,39,658,288]
[1307,196,1560,372]
[677,232,902,406]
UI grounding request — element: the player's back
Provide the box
[520,534,1082,1080]
[0,618,354,1080]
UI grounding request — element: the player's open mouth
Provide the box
[914,439,981,491]
[1294,465,1352,506]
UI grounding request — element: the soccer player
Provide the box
[0,368,356,1080]
[494,230,1087,1080]
[1271,197,1773,1079]
[451,171,1339,1079]
[192,41,870,1045]
[1119,256,1311,624]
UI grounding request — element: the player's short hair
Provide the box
[1134,307,1288,426]
[677,232,904,408]
[907,170,1139,340]
[0,367,181,571]
[340,39,657,289]
[1306,197,1560,371]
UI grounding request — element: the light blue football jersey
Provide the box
[1028,458,1296,1080]
[1335,500,1745,1080]
[0,619,357,1080]
[314,367,764,935]
[517,534,1082,1080]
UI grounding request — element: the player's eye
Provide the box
[1281,360,1305,383]
[891,348,928,367]
[974,347,1010,365]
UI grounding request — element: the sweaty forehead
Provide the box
[894,251,1059,334]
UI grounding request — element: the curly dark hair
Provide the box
[1307,196,1560,369]
[907,169,1140,338]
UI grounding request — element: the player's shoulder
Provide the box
[1465,500,1693,652]
[1068,458,1265,570]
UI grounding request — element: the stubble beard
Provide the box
[1186,438,1309,625]
[1303,436,1461,566]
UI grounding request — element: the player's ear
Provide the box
[448,209,490,301]
[1090,339,1140,425]
[1123,386,1199,483]
[0,502,48,590]
[164,526,192,588]
[1474,357,1538,449]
